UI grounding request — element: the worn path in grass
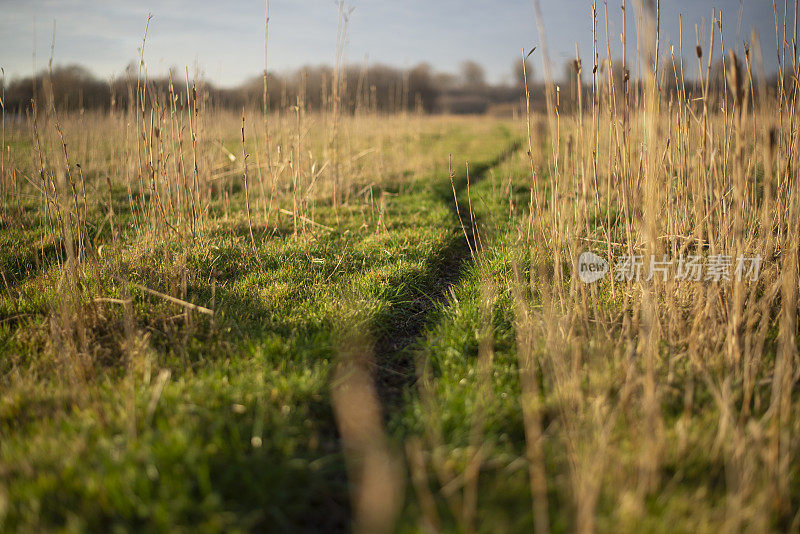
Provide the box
[0,123,523,532]
[371,138,521,414]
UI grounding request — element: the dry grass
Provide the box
[1,2,799,532]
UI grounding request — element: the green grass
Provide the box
[0,120,526,532]
[2,112,796,533]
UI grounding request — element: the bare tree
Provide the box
[561,59,581,111]
[514,58,534,88]
[461,61,486,88]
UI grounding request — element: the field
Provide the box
[2,36,800,533]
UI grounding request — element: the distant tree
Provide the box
[433,72,458,90]
[604,60,629,105]
[708,57,726,91]
[660,57,684,94]
[4,64,112,111]
[460,61,486,88]
[408,63,439,112]
[123,61,137,80]
[561,59,582,111]
[610,60,628,90]
[513,58,534,88]
[709,52,745,96]
[561,59,581,85]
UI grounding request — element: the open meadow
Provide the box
[2,2,800,533]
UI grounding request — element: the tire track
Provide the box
[370,138,522,414]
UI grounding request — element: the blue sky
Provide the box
[0,1,783,87]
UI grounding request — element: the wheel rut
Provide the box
[370,138,522,416]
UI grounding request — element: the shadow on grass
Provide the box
[96,138,523,532]
[371,138,522,413]
[140,281,352,531]
[1,239,62,290]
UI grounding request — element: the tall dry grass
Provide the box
[1,2,799,532]
[503,1,800,530]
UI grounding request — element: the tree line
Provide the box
[0,55,784,115]
[1,60,514,115]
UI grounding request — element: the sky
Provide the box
[0,0,785,88]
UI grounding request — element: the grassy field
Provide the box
[2,32,800,533]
